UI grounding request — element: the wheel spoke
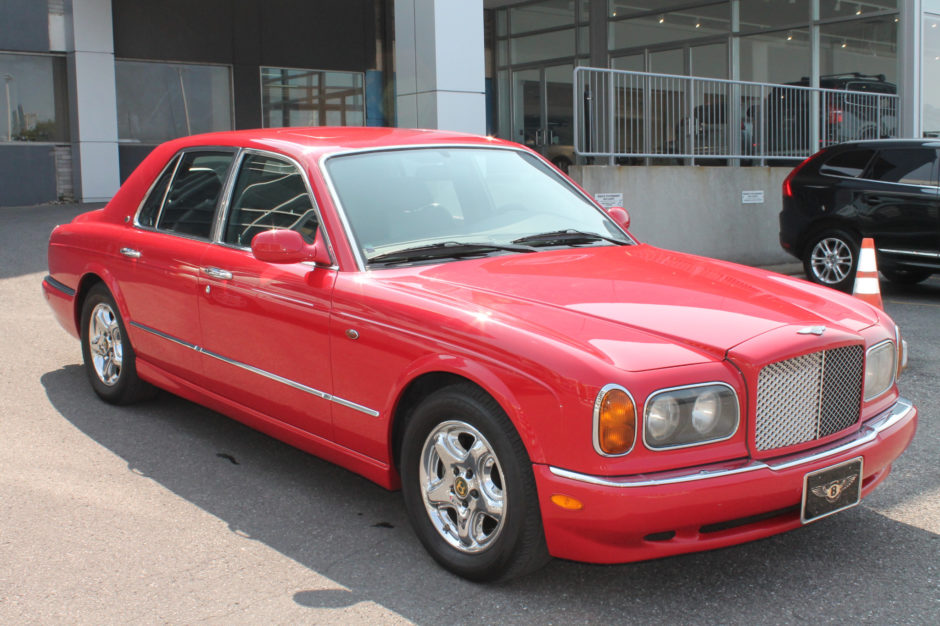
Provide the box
[433,432,466,469]
[425,476,453,506]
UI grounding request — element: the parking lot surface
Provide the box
[1,204,937,624]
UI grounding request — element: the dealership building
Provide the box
[2,0,938,263]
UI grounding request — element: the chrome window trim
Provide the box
[317,143,637,272]
[211,147,338,268]
[641,381,740,451]
[133,146,240,241]
[863,339,897,402]
[129,321,379,418]
[592,383,638,457]
[549,398,914,489]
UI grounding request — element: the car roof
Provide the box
[160,126,515,162]
[826,138,940,150]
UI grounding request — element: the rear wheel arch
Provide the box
[73,273,107,333]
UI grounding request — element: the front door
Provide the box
[197,152,335,439]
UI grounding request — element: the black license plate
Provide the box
[801,457,863,524]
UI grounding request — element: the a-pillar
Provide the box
[66,0,120,201]
[394,0,486,134]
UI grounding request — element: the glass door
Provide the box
[512,65,576,170]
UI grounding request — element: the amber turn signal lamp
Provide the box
[551,494,584,510]
[597,388,636,455]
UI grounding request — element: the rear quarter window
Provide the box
[863,148,938,185]
[819,149,874,178]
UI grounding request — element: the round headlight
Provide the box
[691,391,719,434]
[646,396,679,442]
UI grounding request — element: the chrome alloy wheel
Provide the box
[810,237,854,285]
[419,420,506,554]
[88,302,123,386]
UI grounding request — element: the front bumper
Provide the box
[535,398,917,564]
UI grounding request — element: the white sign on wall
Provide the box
[595,192,624,208]
[741,190,765,204]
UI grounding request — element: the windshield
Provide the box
[324,147,632,266]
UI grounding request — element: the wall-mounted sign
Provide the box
[742,190,765,204]
[595,192,624,208]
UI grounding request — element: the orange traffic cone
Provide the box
[852,238,883,310]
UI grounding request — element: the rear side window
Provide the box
[137,156,179,227]
[864,148,937,186]
[155,151,236,238]
[819,149,874,178]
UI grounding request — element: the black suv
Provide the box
[763,73,897,155]
[780,139,940,291]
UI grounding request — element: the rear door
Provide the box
[117,149,237,380]
[856,146,940,263]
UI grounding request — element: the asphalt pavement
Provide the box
[1,203,937,624]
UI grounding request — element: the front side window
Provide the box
[325,147,631,265]
[149,151,235,239]
[223,154,318,247]
[864,148,937,185]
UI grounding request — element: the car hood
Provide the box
[374,244,879,370]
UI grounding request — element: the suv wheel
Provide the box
[803,230,858,292]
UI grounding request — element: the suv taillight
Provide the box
[782,151,820,198]
[829,107,844,124]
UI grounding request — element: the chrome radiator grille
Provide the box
[755,346,864,451]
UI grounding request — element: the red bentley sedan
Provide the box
[43,127,917,581]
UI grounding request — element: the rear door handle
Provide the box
[120,247,141,259]
[202,267,233,280]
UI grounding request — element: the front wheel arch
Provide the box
[399,383,549,580]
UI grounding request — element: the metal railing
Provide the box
[574,67,900,164]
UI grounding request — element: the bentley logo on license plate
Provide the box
[801,457,863,524]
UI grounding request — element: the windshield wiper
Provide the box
[368,241,536,266]
[511,229,628,247]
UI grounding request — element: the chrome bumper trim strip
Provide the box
[549,399,914,488]
[129,321,380,418]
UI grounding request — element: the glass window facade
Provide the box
[261,67,364,128]
[0,52,68,143]
[116,61,232,144]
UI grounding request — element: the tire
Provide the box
[400,384,549,581]
[803,230,859,292]
[880,267,933,285]
[80,283,154,404]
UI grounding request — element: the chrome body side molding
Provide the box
[129,321,380,418]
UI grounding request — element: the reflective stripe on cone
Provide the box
[852,238,883,310]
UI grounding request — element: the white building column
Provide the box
[394,0,486,134]
[66,0,120,201]
[900,0,923,137]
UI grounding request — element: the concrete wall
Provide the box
[571,165,796,266]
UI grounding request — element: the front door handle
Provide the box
[120,247,141,259]
[202,267,233,280]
